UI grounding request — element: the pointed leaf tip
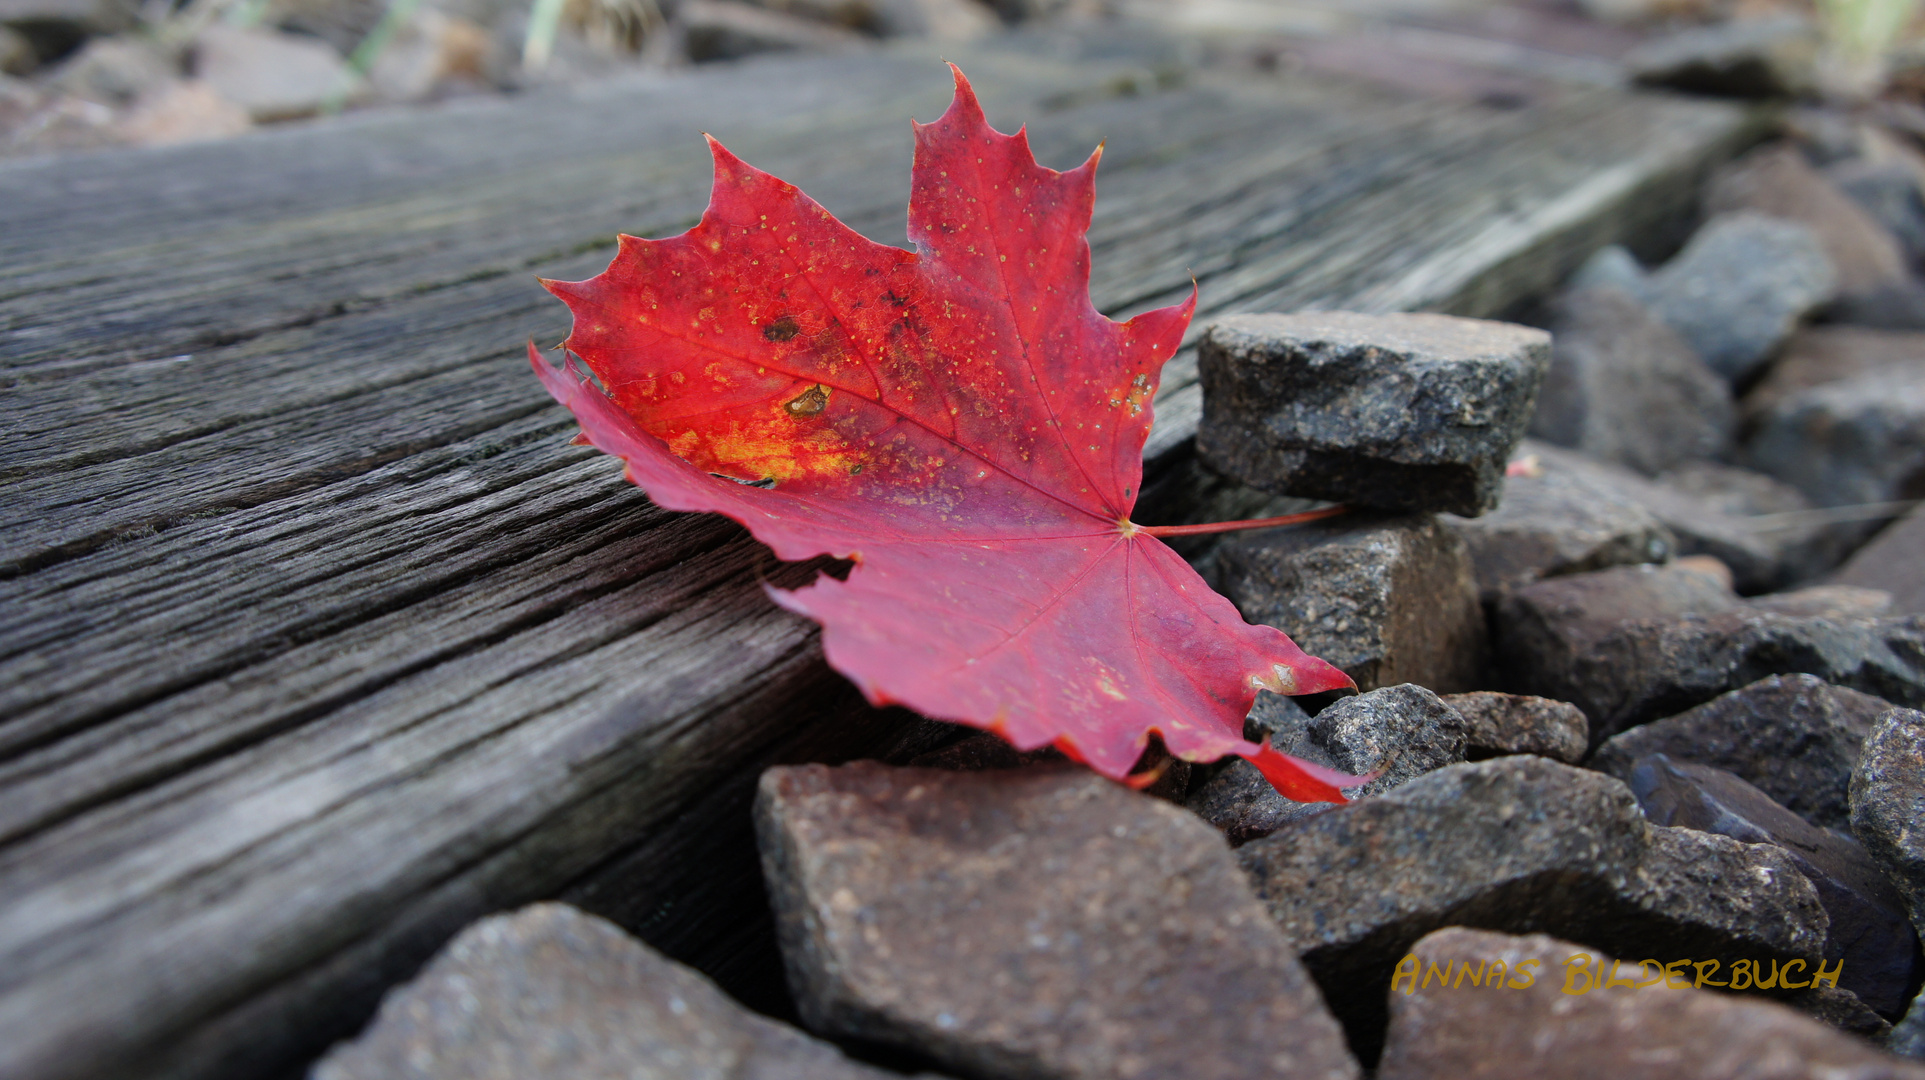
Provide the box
[1241,739,1370,804]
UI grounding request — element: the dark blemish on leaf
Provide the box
[850,464,863,475]
[884,290,908,307]
[764,316,800,342]
[786,384,829,416]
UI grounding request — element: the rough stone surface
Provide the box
[1652,459,1863,591]
[1829,157,1925,274]
[1556,612,1925,742]
[1217,512,1487,694]
[1788,985,1895,1042]
[1522,440,1856,593]
[1530,286,1736,475]
[1625,13,1819,99]
[1197,312,1551,517]
[1745,325,1925,424]
[1627,754,1920,1016]
[1501,440,1848,596]
[1184,759,1329,847]
[193,24,366,122]
[1836,507,1925,617]
[1640,211,1837,383]
[1440,691,1588,763]
[1239,757,1828,1059]
[756,762,1361,1080]
[1375,928,1925,1080]
[1272,683,1468,799]
[1592,673,1896,830]
[1707,143,1910,299]
[1854,707,1925,932]
[1748,363,1925,508]
[1441,448,1675,600]
[312,903,911,1080]
[1894,991,1925,1058]
[1750,584,1896,619]
[1495,562,1743,711]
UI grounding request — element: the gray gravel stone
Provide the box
[1786,985,1895,1042]
[312,903,913,1080]
[1627,754,1920,1016]
[1557,612,1925,743]
[1566,243,1647,294]
[1530,286,1736,475]
[1640,211,1837,383]
[1853,707,1925,932]
[1217,512,1487,694]
[1440,691,1588,763]
[1375,928,1925,1080]
[1276,683,1468,799]
[1743,325,1925,423]
[1441,449,1676,601]
[1184,759,1329,847]
[1237,756,1828,1059]
[1519,440,1857,594]
[1836,507,1925,617]
[1592,673,1896,830]
[1828,157,1925,272]
[756,762,1361,1080]
[1707,143,1909,299]
[1197,312,1550,517]
[1747,362,1925,508]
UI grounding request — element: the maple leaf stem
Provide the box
[1136,505,1348,538]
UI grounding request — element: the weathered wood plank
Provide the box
[0,35,1755,1080]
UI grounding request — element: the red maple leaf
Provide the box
[531,66,1362,801]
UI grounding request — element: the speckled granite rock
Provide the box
[1440,691,1588,763]
[1217,512,1487,693]
[1592,674,1894,830]
[311,903,918,1080]
[1236,757,1827,1060]
[1854,707,1925,931]
[756,762,1360,1080]
[1627,755,1920,1016]
[1198,312,1550,517]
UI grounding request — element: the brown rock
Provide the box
[1237,756,1828,1062]
[1591,673,1896,830]
[1197,312,1551,517]
[1375,928,1925,1080]
[1708,143,1909,298]
[1440,691,1588,763]
[756,762,1361,1080]
[1750,584,1895,619]
[1531,286,1735,476]
[1440,448,1675,601]
[1744,326,1925,423]
[1495,562,1742,709]
[1835,507,1925,616]
[312,903,912,1080]
[1217,512,1487,694]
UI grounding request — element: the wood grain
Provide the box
[0,36,1755,1080]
